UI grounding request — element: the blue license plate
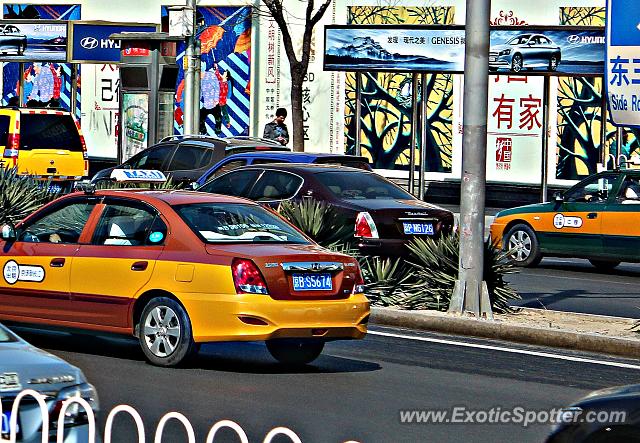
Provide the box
[403,222,434,235]
[1,410,18,437]
[292,273,333,291]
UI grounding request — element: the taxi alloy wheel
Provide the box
[504,224,541,267]
[139,297,197,367]
[266,339,325,366]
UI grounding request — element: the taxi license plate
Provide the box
[292,273,332,291]
[1,410,18,438]
[403,222,434,235]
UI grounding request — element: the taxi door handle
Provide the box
[131,261,148,271]
[50,258,65,268]
[587,213,598,219]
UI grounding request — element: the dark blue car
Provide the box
[195,151,371,186]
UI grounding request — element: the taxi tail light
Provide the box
[355,212,379,239]
[3,132,19,167]
[353,266,365,294]
[232,258,269,295]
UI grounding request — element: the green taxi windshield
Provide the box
[174,203,309,244]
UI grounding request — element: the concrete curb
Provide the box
[370,307,640,359]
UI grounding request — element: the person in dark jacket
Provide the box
[263,107,289,145]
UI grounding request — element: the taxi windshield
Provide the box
[174,203,309,244]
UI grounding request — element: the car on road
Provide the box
[90,135,289,186]
[0,170,369,367]
[0,107,88,191]
[0,24,26,55]
[490,169,640,269]
[197,164,455,256]
[489,33,561,73]
[0,322,99,442]
[194,151,372,186]
[546,384,640,442]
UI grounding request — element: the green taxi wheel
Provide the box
[138,297,198,367]
[266,339,325,366]
[588,259,620,271]
[504,224,542,267]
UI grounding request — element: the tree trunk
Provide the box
[290,67,305,152]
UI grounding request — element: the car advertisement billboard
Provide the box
[324,25,466,73]
[69,22,158,63]
[323,25,604,76]
[489,27,605,75]
[0,20,68,62]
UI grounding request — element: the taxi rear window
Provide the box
[174,203,309,244]
[20,114,83,151]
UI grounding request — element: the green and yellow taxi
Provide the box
[490,169,640,269]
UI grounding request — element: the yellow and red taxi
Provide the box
[0,107,88,189]
[490,170,640,269]
[0,170,369,367]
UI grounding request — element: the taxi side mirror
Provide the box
[553,191,564,203]
[1,223,16,241]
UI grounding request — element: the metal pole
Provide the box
[354,73,362,156]
[193,38,201,134]
[419,73,428,201]
[182,0,197,135]
[409,73,419,195]
[449,0,492,318]
[600,90,608,169]
[540,76,550,203]
[617,126,624,165]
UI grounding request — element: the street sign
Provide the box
[606,0,640,127]
[68,22,157,63]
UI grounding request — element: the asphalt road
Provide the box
[8,324,640,443]
[507,258,640,318]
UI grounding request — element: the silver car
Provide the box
[489,33,561,73]
[0,323,99,442]
[0,24,26,55]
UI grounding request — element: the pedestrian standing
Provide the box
[263,107,289,145]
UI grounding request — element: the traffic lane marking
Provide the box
[513,272,639,286]
[367,329,640,370]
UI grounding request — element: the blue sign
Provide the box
[609,0,640,46]
[70,23,156,63]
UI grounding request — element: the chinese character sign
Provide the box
[606,0,640,127]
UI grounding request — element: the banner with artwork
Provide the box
[121,92,148,161]
[345,6,454,173]
[162,6,251,137]
[1,4,80,118]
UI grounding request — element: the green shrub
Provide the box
[403,234,520,313]
[360,256,411,307]
[0,167,56,225]
[277,199,353,248]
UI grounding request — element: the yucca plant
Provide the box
[360,256,412,306]
[277,199,353,247]
[0,167,55,225]
[402,234,520,313]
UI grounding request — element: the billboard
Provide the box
[324,25,604,76]
[0,20,68,62]
[324,25,466,73]
[69,22,157,63]
[489,27,605,75]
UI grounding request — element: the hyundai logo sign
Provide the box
[80,36,99,50]
[567,35,581,44]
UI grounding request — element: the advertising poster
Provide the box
[325,25,465,73]
[343,6,455,173]
[0,20,68,62]
[489,28,604,76]
[486,74,545,183]
[122,92,148,162]
[81,64,120,160]
[162,6,252,137]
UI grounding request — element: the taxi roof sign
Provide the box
[110,169,168,183]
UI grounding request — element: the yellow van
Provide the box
[0,107,88,188]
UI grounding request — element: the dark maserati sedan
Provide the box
[196,163,455,256]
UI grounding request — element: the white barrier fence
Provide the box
[0,390,361,443]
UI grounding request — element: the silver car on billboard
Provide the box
[0,323,100,442]
[489,33,561,73]
[0,24,26,55]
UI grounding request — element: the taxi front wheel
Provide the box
[266,339,325,366]
[139,297,197,367]
[504,224,542,267]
